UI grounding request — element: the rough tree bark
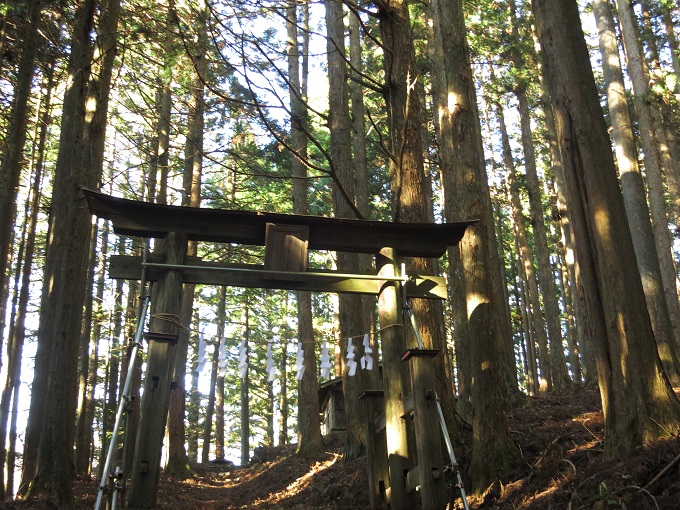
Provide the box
[532,0,680,456]
[287,1,322,456]
[593,0,680,385]
[325,0,370,460]
[21,0,100,503]
[432,0,519,491]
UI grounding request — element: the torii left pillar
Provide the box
[128,232,187,509]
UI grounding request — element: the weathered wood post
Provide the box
[128,232,187,509]
[403,349,446,509]
[376,247,415,509]
[358,390,389,509]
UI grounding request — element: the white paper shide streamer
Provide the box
[295,341,305,380]
[196,333,207,374]
[238,339,248,379]
[266,341,277,382]
[320,340,332,379]
[346,338,357,376]
[217,337,228,377]
[360,333,373,371]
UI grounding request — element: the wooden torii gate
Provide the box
[85,190,473,510]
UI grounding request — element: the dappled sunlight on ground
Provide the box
[11,388,680,509]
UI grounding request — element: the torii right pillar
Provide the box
[376,247,416,509]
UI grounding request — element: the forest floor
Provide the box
[7,386,680,509]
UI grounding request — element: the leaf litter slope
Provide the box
[8,387,680,509]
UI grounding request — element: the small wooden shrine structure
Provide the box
[85,189,473,510]
[319,378,346,435]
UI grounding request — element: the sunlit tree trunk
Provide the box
[615,0,680,350]
[593,0,680,385]
[21,0,98,502]
[533,0,680,456]
[498,104,553,393]
[433,0,519,491]
[287,0,322,456]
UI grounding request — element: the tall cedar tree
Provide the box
[532,0,680,455]
[592,0,680,386]
[0,0,42,349]
[326,0,370,460]
[20,0,102,503]
[287,0,322,456]
[0,65,51,498]
[432,0,520,492]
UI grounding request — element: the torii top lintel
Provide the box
[84,190,475,258]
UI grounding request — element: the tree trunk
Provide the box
[215,370,225,459]
[0,61,50,498]
[615,0,680,350]
[498,104,553,393]
[165,275,194,476]
[155,0,176,205]
[241,304,250,465]
[0,0,42,354]
[326,0,370,461]
[166,8,205,468]
[558,243,582,383]
[287,1,322,457]
[21,0,98,503]
[202,337,219,462]
[516,89,568,389]
[661,6,680,89]
[532,0,680,456]
[511,204,539,395]
[432,0,519,491]
[99,269,125,477]
[121,265,142,487]
[593,0,680,385]
[278,340,288,446]
[433,29,472,409]
[75,220,99,479]
[539,70,593,385]
[187,332,200,463]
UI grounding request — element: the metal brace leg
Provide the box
[405,300,470,510]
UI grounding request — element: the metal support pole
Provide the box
[94,280,153,510]
[406,302,470,510]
